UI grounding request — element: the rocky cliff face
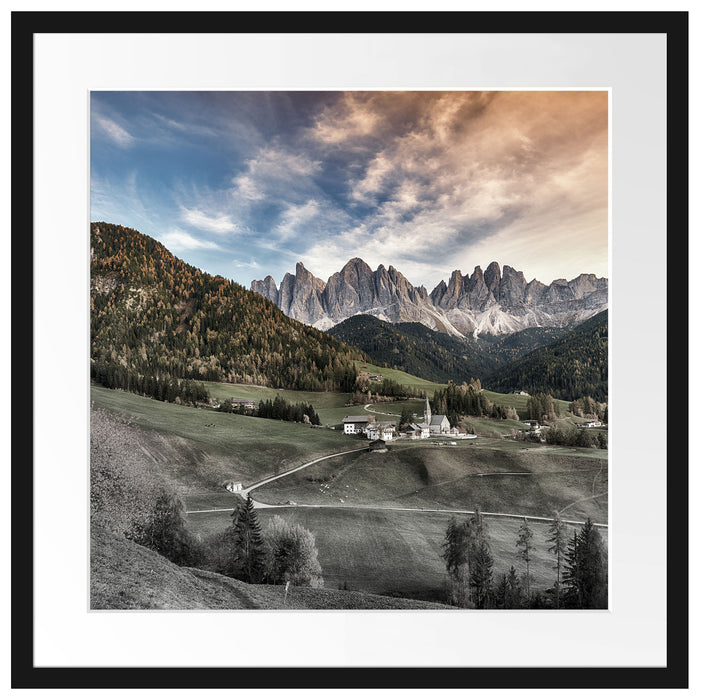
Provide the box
[252,259,608,337]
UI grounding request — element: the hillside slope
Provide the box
[90,222,368,395]
[328,314,575,384]
[91,527,449,610]
[328,314,498,383]
[483,310,608,401]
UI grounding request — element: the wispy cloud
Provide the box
[275,200,321,240]
[158,229,223,252]
[230,146,322,203]
[95,117,135,147]
[313,93,381,144]
[180,206,238,234]
[231,258,261,270]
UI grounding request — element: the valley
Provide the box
[91,380,607,607]
[89,221,608,610]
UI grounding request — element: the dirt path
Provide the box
[238,447,368,497]
[363,403,401,418]
[187,497,608,530]
[185,442,608,530]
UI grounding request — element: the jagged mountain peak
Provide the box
[251,259,607,337]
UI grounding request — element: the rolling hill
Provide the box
[90,222,369,397]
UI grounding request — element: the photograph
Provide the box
[14,9,688,689]
[89,89,610,612]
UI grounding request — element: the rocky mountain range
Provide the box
[251,258,608,337]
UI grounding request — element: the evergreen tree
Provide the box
[562,529,582,607]
[441,516,472,607]
[399,406,415,430]
[516,518,534,601]
[547,511,567,608]
[505,565,523,609]
[563,518,607,609]
[470,539,494,609]
[442,508,493,608]
[230,495,266,583]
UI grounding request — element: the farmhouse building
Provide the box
[408,423,430,440]
[343,416,375,435]
[366,421,397,442]
[226,399,256,410]
[343,415,375,435]
[368,439,387,452]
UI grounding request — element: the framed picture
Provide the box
[12,9,688,690]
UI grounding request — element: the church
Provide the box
[419,397,451,435]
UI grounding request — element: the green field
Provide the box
[202,381,354,426]
[90,384,358,491]
[251,442,607,523]
[186,506,594,602]
[92,382,607,607]
[354,360,447,396]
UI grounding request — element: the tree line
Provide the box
[217,395,321,425]
[441,510,607,609]
[126,491,323,588]
[431,379,518,426]
[91,360,210,405]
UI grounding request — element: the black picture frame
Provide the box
[12,10,689,690]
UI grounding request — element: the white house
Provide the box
[583,420,602,428]
[343,415,374,435]
[409,423,430,440]
[366,421,397,442]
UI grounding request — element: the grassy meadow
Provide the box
[354,360,447,396]
[90,384,358,492]
[185,505,599,602]
[251,441,608,523]
[92,380,607,608]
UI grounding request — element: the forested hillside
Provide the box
[90,223,369,396]
[483,310,608,401]
[475,325,571,363]
[328,315,499,383]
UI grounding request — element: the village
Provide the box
[342,398,476,446]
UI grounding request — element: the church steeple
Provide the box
[424,397,431,425]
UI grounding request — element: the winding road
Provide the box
[185,443,608,529]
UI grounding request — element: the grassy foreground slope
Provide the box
[91,527,449,609]
[186,506,599,602]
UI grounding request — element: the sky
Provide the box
[90,90,609,291]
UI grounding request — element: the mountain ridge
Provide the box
[252,258,608,337]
